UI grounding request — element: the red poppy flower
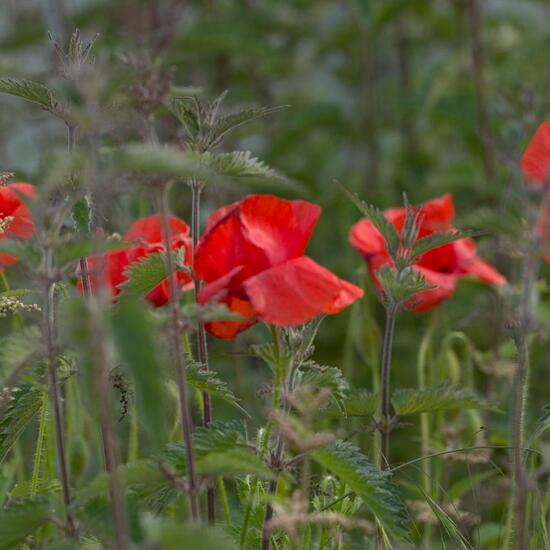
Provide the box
[521,120,550,186]
[194,194,364,339]
[349,194,505,312]
[77,215,193,306]
[0,183,37,269]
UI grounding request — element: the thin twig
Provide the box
[158,184,201,521]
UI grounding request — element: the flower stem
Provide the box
[379,302,398,471]
[158,184,200,521]
[42,250,75,536]
[511,235,537,550]
[190,178,215,523]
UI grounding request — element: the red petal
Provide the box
[204,200,240,233]
[521,120,550,185]
[76,249,131,299]
[239,195,321,265]
[406,267,458,313]
[0,183,36,239]
[124,215,190,244]
[349,218,387,258]
[243,256,363,327]
[453,239,506,285]
[0,252,18,269]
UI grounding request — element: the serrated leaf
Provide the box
[528,404,550,446]
[0,384,43,463]
[211,105,288,146]
[167,97,201,137]
[117,251,167,302]
[186,362,244,413]
[297,362,349,411]
[343,389,379,417]
[409,231,473,262]
[0,496,51,549]
[0,78,63,118]
[312,440,410,541]
[377,264,434,304]
[340,184,400,260]
[391,384,494,416]
[200,151,291,187]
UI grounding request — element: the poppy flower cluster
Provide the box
[0,182,36,269]
[195,194,364,338]
[349,193,506,312]
[77,215,193,307]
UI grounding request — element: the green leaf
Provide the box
[0,325,41,380]
[391,384,494,416]
[186,362,244,413]
[376,264,434,304]
[0,78,64,119]
[409,231,474,262]
[312,441,410,541]
[339,184,400,261]
[342,389,379,417]
[0,497,51,549]
[297,362,349,412]
[0,384,43,463]
[105,144,205,179]
[111,299,168,446]
[211,105,288,146]
[116,251,168,302]
[200,151,291,187]
[167,97,201,137]
[447,471,496,501]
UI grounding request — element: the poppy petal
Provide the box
[406,267,458,313]
[349,218,387,258]
[124,214,190,244]
[521,120,550,185]
[243,256,363,327]
[453,239,506,285]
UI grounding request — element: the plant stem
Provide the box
[30,392,49,497]
[42,250,75,535]
[158,184,200,521]
[190,178,215,523]
[379,302,398,471]
[511,234,537,550]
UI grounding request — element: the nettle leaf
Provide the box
[297,362,349,411]
[186,362,244,413]
[391,384,494,416]
[340,185,400,260]
[409,231,473,262]
[167,97,201,138]
[0,78,65,119]
[312,440,411,542]
[377,264,434,304]
[0,384,43,463]
[117,252,167,302]
[106,144,205,179]
[200,151,291,187]
[342,389,379,418]
[0,496,51,550]
[210,105,288,146]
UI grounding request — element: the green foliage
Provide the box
[111,299,168,446]
[376,264,433,304]
[0,325,41,380]
[0,78,65,119]
[0,496,51,549]
[297,362,349,411]
[0,384,43,463]
[186,361,244,413]
[338,389,379,418]
[312,440,411,541]
[528,403,550,446]
[391,384,494,416]
[117,251,168,302]
[409,230,474,262]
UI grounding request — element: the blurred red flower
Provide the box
[195,194,364,339]
[0,182,37,269]
[521,120,550,186]
[349,194,505,312]
[77,215,193,306]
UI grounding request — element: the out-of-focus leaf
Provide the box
[391,384,495,416]
[528,404,550,446]
[111,299,168,446]
[0,496,51,549]
[312,440,411,542]
[0,78,66,120]
[409,231,474,262]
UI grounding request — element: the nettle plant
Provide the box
[0,30,547,550]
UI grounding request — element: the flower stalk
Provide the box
[158,184,200,521]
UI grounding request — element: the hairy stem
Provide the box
[43,250,75,535]
[190,179,215,523]
[379,303,398,471]
[511,234,537,550]
[158,185,200,521]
